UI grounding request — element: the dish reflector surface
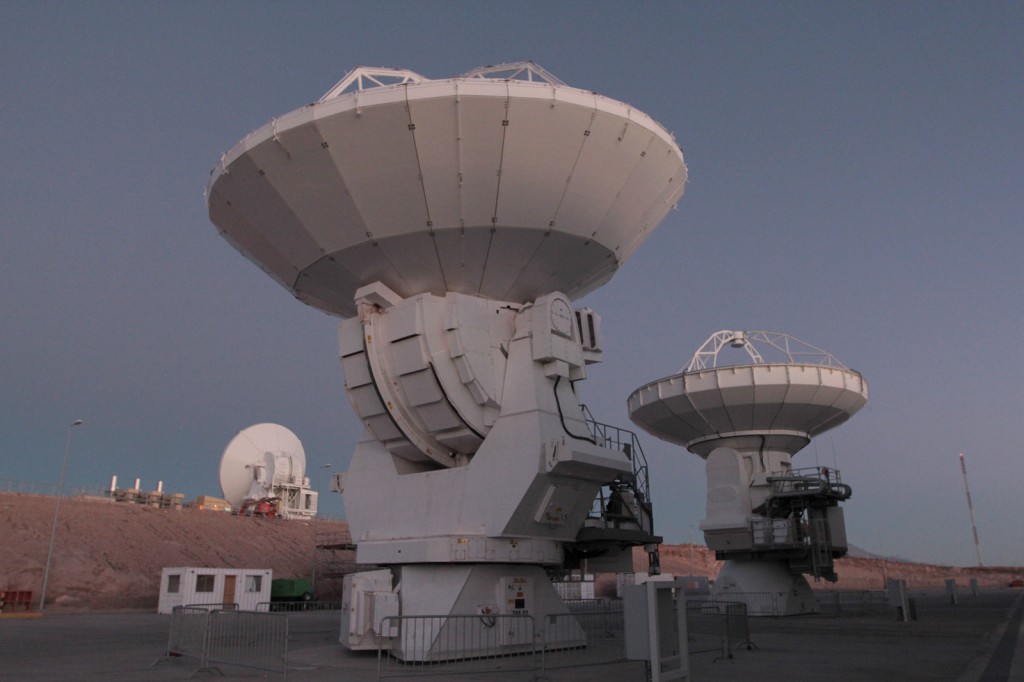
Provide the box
[628,364,868,453]
[219,423,306,505]
[628,331,868,455]
[207,64,687,317]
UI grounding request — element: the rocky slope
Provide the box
[0,493,352,609]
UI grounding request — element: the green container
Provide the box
[271,578,312,601]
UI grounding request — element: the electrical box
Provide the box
[826,505,848,552]
[530,293,584,378]
[341,569,396,650]
[623,579,690,681]
[575,307,603,365]
[497,576,533,645]
[372,591,400,638]
[498,576,533,615]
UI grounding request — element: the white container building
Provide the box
[157,567,273,614]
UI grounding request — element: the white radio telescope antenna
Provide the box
[208,62,685,658]
[629,329,868,616]
[218,423,317,519]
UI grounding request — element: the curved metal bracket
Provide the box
[459,61,566,86]
[319,67,428,101]
[685,330,850,372]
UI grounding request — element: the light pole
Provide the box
[39,419,83,610]
[690,528,696,573]
[310,463,332,598]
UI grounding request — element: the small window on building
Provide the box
[304,494,312,510]
[196,574,215,592]
[245,575,262,593]
[167,574,181,593]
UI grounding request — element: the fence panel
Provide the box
[377,614,537,678]
[0,480,56,496]
[562,597,613,612]
[815,590,890,614]
[277,606,341,644]
[0,590,34,613]
[166,606,210,659]
[183,602,237,611]
[706,591,778,616]
[686,603,729,657]
[205,609,289,674]
[686,599,752,658]
[540,608,626,670]
[164,607,289,678]
[256,599,342,612]
[721,602,753,651]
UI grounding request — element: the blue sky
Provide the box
[2,1,1021,567]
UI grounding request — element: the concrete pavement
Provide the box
[0,589,1020,681]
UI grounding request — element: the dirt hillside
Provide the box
[0,493,353,610]
[1,492,1019,610]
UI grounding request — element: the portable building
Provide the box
[157,567,272,614]
[192,495,232,512]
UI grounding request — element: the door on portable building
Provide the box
[223,574,236,606]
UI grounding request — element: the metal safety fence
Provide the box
[162,606,289,678]
[263,602,341,644]
[182,601,237,611]
[562,597,618,612]
[565,597,624,626]
[703,591,779,616]
[0,590,34,613]
[540,602,626,671]
[376,605,634,679]
[0,479,56,496]
[256,599,342,612]
[376,614,538,678]
[686,600,753,659]
[815,590,890,614]
[165,606,209,660]
[374,596,755,678]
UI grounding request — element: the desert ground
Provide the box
[1,492,1020,611]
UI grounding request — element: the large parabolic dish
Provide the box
[628,331,869,457]
[206,63,687,317]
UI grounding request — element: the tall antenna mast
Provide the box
[958,452,983,567]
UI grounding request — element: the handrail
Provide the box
[766,466,852,501]
[579,405,653,527]
[580,407,650,492]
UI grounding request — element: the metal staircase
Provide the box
[562,407,662,573]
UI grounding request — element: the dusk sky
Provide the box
[3,2,1021,567]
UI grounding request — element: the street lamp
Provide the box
[39,419,83,610]
[311,463,333,598]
